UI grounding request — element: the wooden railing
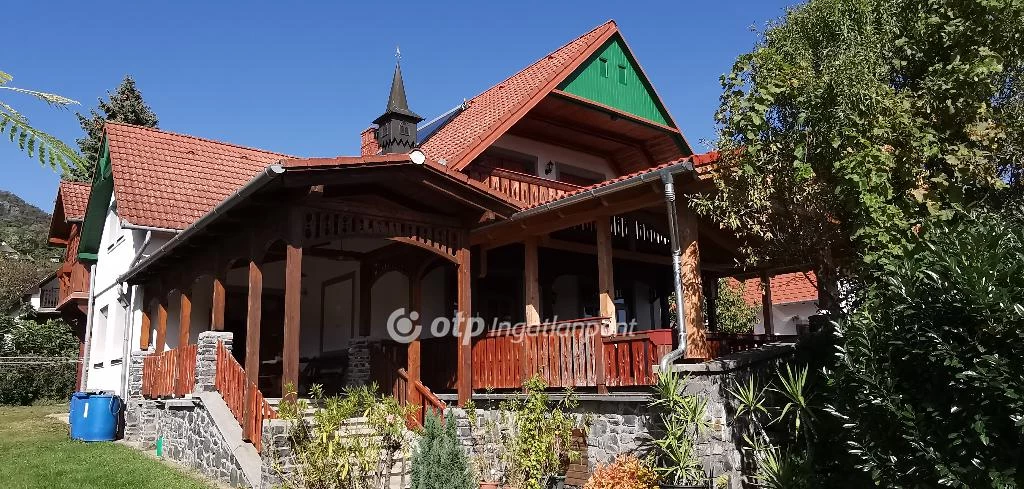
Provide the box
[396,368,446,429]
[58,232,90,304]
[39,285,59,309]
[602,329,673,387]
[467,164,581,208]
[142,344,198,398]
[706,333,800,358]
[472,319,607,389]
[214,340,277,451]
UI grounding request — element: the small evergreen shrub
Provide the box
[410,411,474,489]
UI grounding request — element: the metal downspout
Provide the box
[79,264,97,391]
[659,171,688,373]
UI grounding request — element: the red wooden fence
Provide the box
[602,330,673,387]
[395,368,446,429]
[214,340,277,451]
[142,344,197,398]
[706,333,799,358]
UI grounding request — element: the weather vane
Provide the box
[396,46,401,61]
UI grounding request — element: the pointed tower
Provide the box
[374,58,423,154]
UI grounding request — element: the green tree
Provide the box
[0,70,82,171]
[410,411,475,489]
[834,207,1024,488]
[695,0,1024,302]
[67,75,158,181]
[715,279,758,334]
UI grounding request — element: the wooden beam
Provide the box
[595,216,613,395]
[155,300,168,354]
[283,244,302,400]
[243,258,263,441]
[539,237,670,265]
[761,271,774,336]
[211,274,226,331]
[359,260,371,337]
[139,301,152,350]
[455,246,472,406]
[679,206,710,359]
[407,274,422,412]
[178,288,192,347]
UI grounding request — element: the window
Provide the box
[92,306,108,367]
[480,148,538,175]
[104,203,122,251]
[556,162,605,186]
[599,58,609,78]
[617,64,628,85]
[400,122,410,136]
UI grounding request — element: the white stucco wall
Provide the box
[84,194,171,396]
[492,134,617,181]
[753,300,818,335]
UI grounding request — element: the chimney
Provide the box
[360,126,380,156]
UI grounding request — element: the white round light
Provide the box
[409,149,426,165]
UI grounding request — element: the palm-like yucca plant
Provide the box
[647,370,709,486]
[771,364,817,441]
[0,70,83,170]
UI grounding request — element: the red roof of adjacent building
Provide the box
[58,181,91,221]
[104,122,292,230]
[421,20,619,171]
[730,271,819,306]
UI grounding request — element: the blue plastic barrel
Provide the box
[68,392,89,440]
[74,393,121,441]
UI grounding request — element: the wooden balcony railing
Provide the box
[706,332,800,358]
[602,329,673,387]
[58,260,89,304]
[39,286,59,309]
[214,340,277,451]
[467,164,581,208]
[142,345,198,399]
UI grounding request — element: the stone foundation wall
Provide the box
[345,338,371,387]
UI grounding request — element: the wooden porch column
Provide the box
[178,287,192,347]
[704,274,719,332]
[522,237,540,386]
[359,260,371,337]
[760,271,774,336]
[678,207,710,359]
[455,245,472,406]
[243,258,263,441]
[155,300,168,354]
[407,273,423,409]
[282,244,302,400]
[595,216,613,394]
[139,299,152,350]
[211,274,226,331]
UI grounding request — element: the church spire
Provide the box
[373,51,423,154]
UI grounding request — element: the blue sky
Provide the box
[2,0,795,210]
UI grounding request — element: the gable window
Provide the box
[479,147,538,175]
[599,58,609,78]
[617,64,628,85]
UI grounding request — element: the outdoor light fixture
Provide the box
[544,161,554,175]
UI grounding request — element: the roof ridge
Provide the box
[104,121,294,158]
[465,20,616,108]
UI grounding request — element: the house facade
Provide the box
[55,20,812,485]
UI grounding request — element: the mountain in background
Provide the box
[0,189,60,312]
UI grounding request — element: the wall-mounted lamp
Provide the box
[544,161,554,175]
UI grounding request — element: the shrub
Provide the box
[0,316,78,405]
[584,454,659,489]
[410,411,474,489]
[715,279,758,334]
[832,207,1024,488]
[501,376,584,489]
[646,369,707,486]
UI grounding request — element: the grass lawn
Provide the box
[0,404,218,489]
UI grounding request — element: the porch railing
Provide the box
[214,340,277,451]
[706,332,800,358]
[396,368,446,428]
[473,318,605,389]
[602,329,673,387]
[142,344,197,398]
[467,164,581,207]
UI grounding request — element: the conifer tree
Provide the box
[67,75,158,181]
[410,411,475,489]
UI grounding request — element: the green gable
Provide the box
[557,35,674,127]
[78,139,114,262]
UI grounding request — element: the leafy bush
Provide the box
[276,383,413,489]
[501,376,584,489]
[832,207,1024,488]
[410,411,474,489]
[715,279,758,334]
[0,316,78,405]
[584,454,659,489]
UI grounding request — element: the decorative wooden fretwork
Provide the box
[300,208,464,261]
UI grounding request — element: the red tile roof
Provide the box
[421,20,619,171]
[58,181,91,221]
[731,271,819,306]
[104,123,292,230]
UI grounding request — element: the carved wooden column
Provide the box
[594,216,613,394]
[178,287,192,347]
[455,244,472,406]
[243,256,263,441]
[139,293,152,350]
[282,244,302,400]
[678,206,709,359]
[522,237,540,385]
[155,299,168,354]
[211,273,226,331]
